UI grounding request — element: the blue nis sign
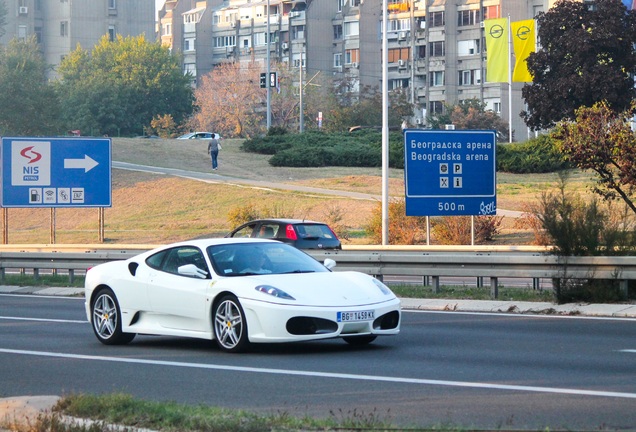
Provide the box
[1,137,112,208]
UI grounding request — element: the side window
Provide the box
[146,250,168,270]
[155,246,209,276]
[233,223,257,238]
[257,224,278,238]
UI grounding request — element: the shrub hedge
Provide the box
[242,130,567,174]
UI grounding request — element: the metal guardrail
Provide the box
[0,245,634,298]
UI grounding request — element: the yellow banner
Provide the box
[484,18,509,83]
[511,19,535,82]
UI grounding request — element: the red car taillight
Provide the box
[285,224,298,240]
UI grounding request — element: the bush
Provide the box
[243,130,405,168]
[497,135,569,173]
[432,215,504,245]
[531,173,636,303]
[365,200,428,245]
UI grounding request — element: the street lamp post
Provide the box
[266,0,271,130]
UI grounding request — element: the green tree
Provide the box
[522,0,636,130]
[428,98,509,141]
[552,101,636,215]
[56,35,194,137]
[0,37,60,135]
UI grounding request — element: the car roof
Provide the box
[248,218,326,225]
[158,238,279,249]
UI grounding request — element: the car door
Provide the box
[146,246,212,332]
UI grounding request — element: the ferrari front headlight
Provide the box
[372,278,392,295]
[255,285,296,300]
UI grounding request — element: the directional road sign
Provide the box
[1,137,111,208]
[404,129,496,216]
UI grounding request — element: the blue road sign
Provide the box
[404,129,496,216]
[1,137,112,208]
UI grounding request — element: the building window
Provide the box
[344,21,359,37]
[345,48,359,64]
[389,18,410,31]
[35,26,42,43]
[458,69,481,85]
[254,32,267,46]
[18,25,27,41]
[334,53,342,68]
[389,78,409,90]
[184,63,196,76]
[292,25,305,40]
[388,47,409,63]
[429,41,445,57]
[337,0,344,13]
[429,101,444,114]
[430,71,444,86]
[482,5,500,20]
[457,9,480,26]
[108,25,116,41]
[493,102,502,113]
[185,38,195,51]
[351,0,361,6]
[457,39,480,56]
[162,23,171,36]
[108,0,116,9]
[214,36,236,47]
[60,21,68,36]
[430,11,444,27]
[333,24,343,40]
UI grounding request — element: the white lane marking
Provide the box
[619,350,636,353]
[1,348,635,400]
[0,316,87,324]
[0,293,84,300]
[408,310,636,322]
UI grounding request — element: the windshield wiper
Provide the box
[281,270,316,274]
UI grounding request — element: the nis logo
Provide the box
[21,146,42,180]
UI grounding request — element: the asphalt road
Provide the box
[1,293,636,430]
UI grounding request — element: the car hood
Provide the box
[230,271,396,307]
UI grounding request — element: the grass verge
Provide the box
[2,393,404,432]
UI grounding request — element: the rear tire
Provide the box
[343,335,377,346]
[213,295,250,353]
[91,288,135,345]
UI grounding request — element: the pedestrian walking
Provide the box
[207,133,221,170]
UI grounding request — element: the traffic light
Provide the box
[259,72,267,88]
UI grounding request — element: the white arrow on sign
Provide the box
[64,155,98,173]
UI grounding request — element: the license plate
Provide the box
[337,310,374,322]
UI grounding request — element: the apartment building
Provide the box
[1,0,155,78]
[160,0,560,138]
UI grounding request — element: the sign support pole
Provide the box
[99,208,104,243]
[50,208,56,244]
[1,208,7,244]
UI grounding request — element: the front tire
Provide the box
[214,295,250,353]
[91,288,135,345]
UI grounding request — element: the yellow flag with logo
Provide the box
[511,19,535,82]
[484,18,509,83]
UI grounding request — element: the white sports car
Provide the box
[85,238,401,353]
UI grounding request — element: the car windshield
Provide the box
[206,242,330,277]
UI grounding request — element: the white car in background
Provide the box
[176,132,218,140]
[85,238,401,353]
